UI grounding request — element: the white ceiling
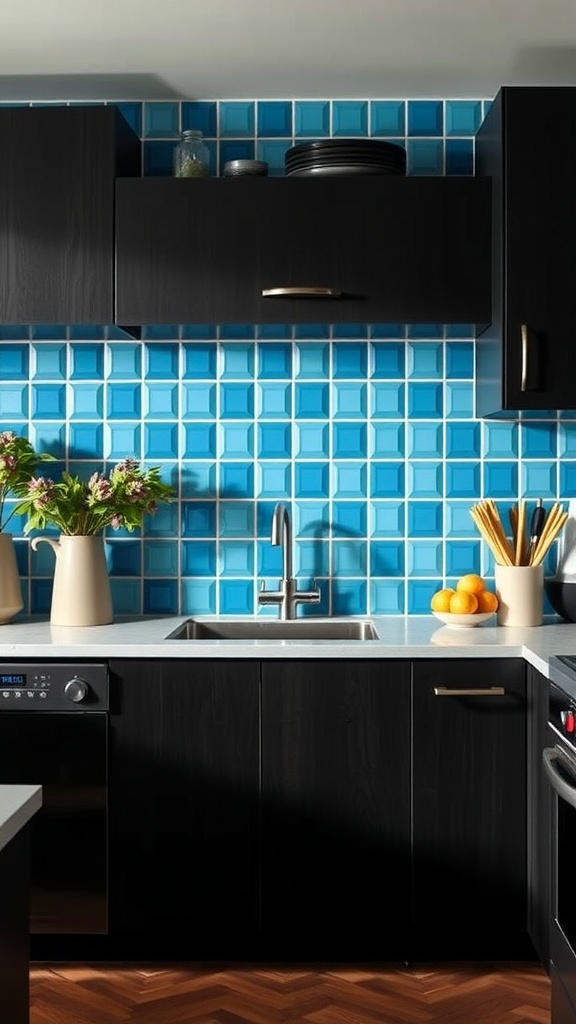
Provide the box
[1,0,576,101]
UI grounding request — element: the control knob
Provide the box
[64,676,89,703]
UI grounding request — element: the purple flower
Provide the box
[1,454,17,471]
[110,515,124,530]
[88,473,113,501]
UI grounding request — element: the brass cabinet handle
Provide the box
[261,286,342,298]
[434,686,506,697]
[521,323,528,391]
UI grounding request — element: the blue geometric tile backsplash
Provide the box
[1,95,572,618]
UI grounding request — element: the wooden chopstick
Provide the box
[515,499,526,566]
[531,504,569,566]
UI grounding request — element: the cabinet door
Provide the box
[412,658,529,958]
[527,665,551,968]
[476,87,576,413]
[108,659,259,956]
[0,107,140,325]
[115,177,490,325]
[261,659,411,958]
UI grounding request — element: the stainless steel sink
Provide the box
[165,618,380,641]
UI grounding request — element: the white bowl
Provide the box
[432,610,496,628]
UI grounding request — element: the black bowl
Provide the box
[545,580,576,622]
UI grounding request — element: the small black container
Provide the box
[545,579,576,622]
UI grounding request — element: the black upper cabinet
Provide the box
[0,106,140,325]
[476,87,576,414]
[115,176,491,325]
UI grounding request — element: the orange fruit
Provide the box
[456,573,486,596]
[430,588,455,613]
[475,589,499,613]
[449,591,479,615]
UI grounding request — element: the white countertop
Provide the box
[1,615,576,677]
[0,785,42,854]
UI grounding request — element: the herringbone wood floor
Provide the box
[30,961,550,1024]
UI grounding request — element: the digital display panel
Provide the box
[0,674,26,687]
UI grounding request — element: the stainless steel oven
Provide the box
[0,662,108,936]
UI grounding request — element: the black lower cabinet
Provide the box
[0,827,30,1024]
[108,659,260,958]
[527,665,551,969]
[260,659,411,959]
[412,659,532,959]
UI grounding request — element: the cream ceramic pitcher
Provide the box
[31,534,113,626]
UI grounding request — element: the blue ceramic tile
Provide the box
[371,462,405,498]
[446,342,474,378]
[333,342,367,378]
[371,342,405,379]
[219,580,254,615]
[407,139,443,175]
[333,541,367,577]
[521,423,556,459]
[407,342,442,378]
[332,580,367,616]
[219,541,254,577]
[370,541,404,577]
[181,579,216,615]
[258,423,291,459]
[332,382,367,419]
[69,324,106,340]
[258,382,291,418]
[371,580,404,615]
[144,424,178,460]
[183,423,216,460]
[32,384,65,419]
[219,101,255,137]
[370,324,406,339]
[445,381,473,418]
[221,342,254,379]
[407,100,443,136]
[295,423,329,459]
[446,501,477,538]
[219,324,255,340]
[182,501,216,538]
[295,383,329,419]
[182,540,217,577]
[0,344,28,379]
[445,100,482,136]
[258,538,283,577]
[257,324,293,340]
[142,324,179,341]
[407,579,439,614]
[408,540,442,576]
[145,502,178,537]
[294,323,330,340]
[145,343,179,379]
[256,140,290,175]
[407,422,443,459]
[219,422,254,458]
[295,501,330,538]
[333,463,367,498]
[219,463,254,498]
[408,462,443,498]
[446,422,480,458]
[144,102,180,138]
[144,383,178,419]
[257,101,292,137]
[104,424,141,460]
[70,343,104,380]
[109,580,141,614]
[371,501,404,538]
[70,385,103,419]
[332,501,367,537]
[446,324,475,339]
[107,344,141,380]
[182,325,217,341]
[219,140,255,166]
[294,462,329,499]
[484,462,518,498]
[558,463,576,498]
[521,462,556,498]
[372,422,405,459]
[257,342,292,379]
[445,540,481,577]
[0,326,29,340]
[183,343,217,379]
[107,540,141,576]
[143,579,178,615]
[484,421,518,458]
[30,579,53,615]
[332,100,368,136]
[181,463,216,497]
[107,383,141,419]
[143,140,174,176]
[332,423,366,459]
[407,324,443,339]
[295,101,330,137]
[408,382,443,418]
[408,501,443,537]
[370,101,405,137]
[445,462,480,498]
[219,383,254,419]
[445,139,474,175]
[371,382,405,419]
[30,427,65,458]
[560,423,576,456]
[182,101,217,136]
[112,102,143,136]
[219,501,254,538]
[333,323,369,339]
[69,424,103,458]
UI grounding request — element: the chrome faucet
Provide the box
[258,503,321,620]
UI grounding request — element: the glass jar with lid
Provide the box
[173,130,210,178]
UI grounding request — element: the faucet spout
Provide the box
[258,502,321,620]
[271,502,293,580]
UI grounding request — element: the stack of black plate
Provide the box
[285,139,406,177]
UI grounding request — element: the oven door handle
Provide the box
[543,745,576,809]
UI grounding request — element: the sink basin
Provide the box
[165,618,380,641]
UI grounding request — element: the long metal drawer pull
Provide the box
[543,746,576,809]
[261,286,342,298]
[520,323,528,391]
[433,686,506,697]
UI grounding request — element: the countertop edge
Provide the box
[0,785,42,854]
